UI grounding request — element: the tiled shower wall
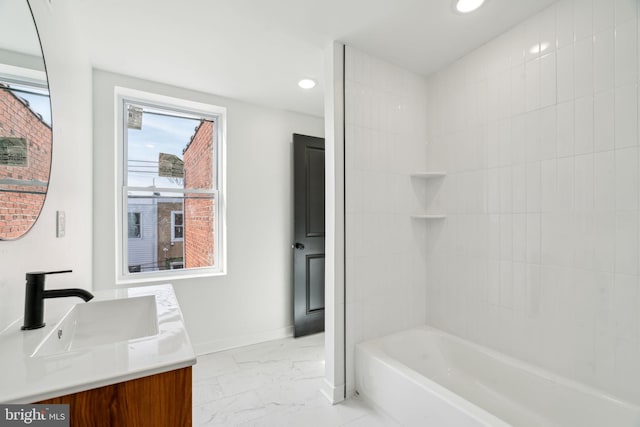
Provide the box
[425,0,640,404]
[344,46,428,392]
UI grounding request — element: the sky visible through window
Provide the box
[7,84,51,126]
[127,110,202,189]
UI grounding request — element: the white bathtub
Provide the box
[355,326,640,426]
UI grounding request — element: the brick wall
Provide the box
[0,87,52,239]
[183,120,215,268]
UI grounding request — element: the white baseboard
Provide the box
[320,378,345,404]
[193,325,294,356]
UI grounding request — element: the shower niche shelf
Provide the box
[410,172,446,179]
[411,171,446,220]
[411,214,446,219]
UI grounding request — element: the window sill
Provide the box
[117,268,226,285]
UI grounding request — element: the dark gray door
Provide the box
[293,133,325,337]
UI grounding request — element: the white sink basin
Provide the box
[32,295,159,357]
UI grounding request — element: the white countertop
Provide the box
[0,284,196,403]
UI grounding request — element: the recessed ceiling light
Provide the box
[456,0,485,13]
[298,79,316,89]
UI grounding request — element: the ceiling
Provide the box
[68,0,557,117]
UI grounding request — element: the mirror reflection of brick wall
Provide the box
[0,87,51,239]
[183,121,215,268]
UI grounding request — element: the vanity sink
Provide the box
[32,295,159,357]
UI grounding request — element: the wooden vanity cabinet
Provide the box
[36,366,192,426]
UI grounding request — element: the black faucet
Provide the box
[21,270,94,330]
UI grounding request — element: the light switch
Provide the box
[56,211,65,238]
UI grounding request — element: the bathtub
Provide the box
[355,326,640,426]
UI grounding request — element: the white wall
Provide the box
[344,46,428,395]
[0,0,93,332]
[425,0,640,405]
[93,70,324,354]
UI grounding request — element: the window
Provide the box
[170,261,184,270]
[171,211,184,242]
[128,212,141,238]
[117,88,226,282]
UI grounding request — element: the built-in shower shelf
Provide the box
[411,214,446,219]
[410,172,446,179]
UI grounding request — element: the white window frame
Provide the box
[115,87,227,284]
[170,210,184,242]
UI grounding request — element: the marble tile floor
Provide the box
[193,333,398,426]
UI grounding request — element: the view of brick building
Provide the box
[157,201,185,268]
[0,85,51,239]
[182,120,215,268]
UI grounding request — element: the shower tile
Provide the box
[614,20,638,88]
[574,153,594,212]
[488,261,501,306]
[574,37,594,99]
[614,84,637,149]
[557,45,575,103]
[574,0,594,41]
[593,30,615,94]
[522,17,540,63]
[510,114,526,165]
[513,262,527,310]
[614,339,640,403]
[512,165,526,212]
[540,105,557,160]
[525,57,541,112]
[557,157,575,212]
[511,63,526,116]
[593,90,615,152]
[614,147,639,211]
[556,0,575,48]
[615,0,637,26]
[593,0,615,33]
[507,25,527,67]
[498,120,512,168]
[526,161,542,212]
[539,5,557,55]
[574,213,595,269]
[500,214,513,260]
[499,166,513,213]
[541,159,558,212]
[513,214,527,262]
[557,100,575,157]
[525,110,541,162]
[593,212,616,272]
[540,53,557,108]
[611,274,639,341]
[526,213,542,264]
[499,260,514,308]
[615,211,639,275]
[594,151,614,211]
[575,95,594,155]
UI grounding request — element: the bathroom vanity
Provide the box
[0,284,196,425]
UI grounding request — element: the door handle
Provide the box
[292,242,305,250]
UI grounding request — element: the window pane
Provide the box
[126,104,215,190]
[174,212,183,226]
[127,212,140,238]
[126,191,215,273]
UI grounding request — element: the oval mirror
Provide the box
[0,1,51,240]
